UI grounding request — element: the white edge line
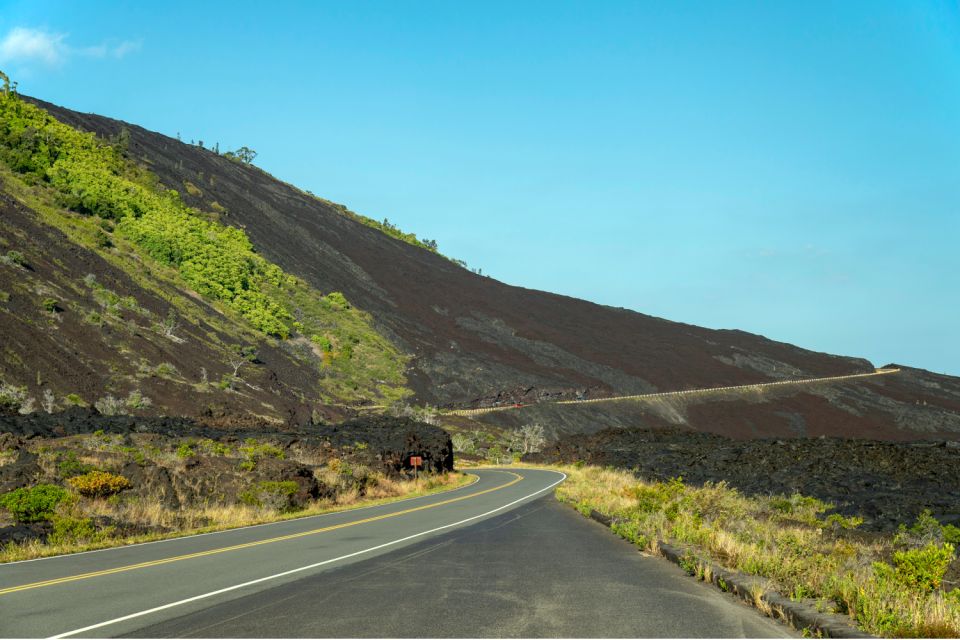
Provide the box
[49,469,566,639]
[3,473,481,567]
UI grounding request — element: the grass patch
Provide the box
[0,472,473,563]
[552,464,959,638]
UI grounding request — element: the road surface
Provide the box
[0,468,793,638]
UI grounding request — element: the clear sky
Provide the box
[1,1,958,374]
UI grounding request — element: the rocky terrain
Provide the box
[533,426,960,532]
[0,190,337,423]
[0,408,452,546]
[449,365,960,441]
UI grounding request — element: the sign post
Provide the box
[410,455,423,482]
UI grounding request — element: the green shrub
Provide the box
[42,298,59,314]
[57,451,95,478]
[944,524,960,545]
[325,292,350,309]
[824,513,863,530]
[611,518,651,549]
[239,438,285,465]
[94,229,112,248]
[239,481,299,512]
[310,334,333,352]
[1,249,26,266]
[117,446,147,465]
[0,381,28,411]
[154,363,177,377]
[197,439,231,457]
[124,389,151,410]
[0,484,68,522]
[64,393,84,406]
[49,514,98,544]
[888,543,955,591]
[176,442,196,459]
[66,471,131,498]
[626,477,687,516]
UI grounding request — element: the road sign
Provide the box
[410,455,423,481]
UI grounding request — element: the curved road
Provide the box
[0,469,792,638]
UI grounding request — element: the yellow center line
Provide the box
[0,472,522,597]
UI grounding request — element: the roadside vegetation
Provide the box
[554,464,959,638]
[449,422,547,465]
[0,73,410,405]
[0,432,468,563]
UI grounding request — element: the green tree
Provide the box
[225,146,257,164]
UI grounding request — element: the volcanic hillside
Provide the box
[1,93,958,439]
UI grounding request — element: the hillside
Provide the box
[1,89,958,438]
[0,87,408,423]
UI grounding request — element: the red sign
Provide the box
[410,456,423,467]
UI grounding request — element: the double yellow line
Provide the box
[0,472,521,597]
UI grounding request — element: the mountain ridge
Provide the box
[0,93,957,440]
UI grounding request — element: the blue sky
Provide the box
[1,1,958,374]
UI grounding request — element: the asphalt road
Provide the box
[0,469,793,638]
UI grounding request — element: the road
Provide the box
[0,469,793,638]
[448,368,901,416]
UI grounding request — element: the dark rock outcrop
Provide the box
[533,426,960,532]
[0,409,453,475]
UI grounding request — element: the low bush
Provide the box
[57,451,95,479]
[41,298,59,314]
[451,434,475,454]
[94,394,125,416]
[0,249,26,267]
[48,514,99,545]
[0,484,68,522]
[0,381,29,412]
[175,442,196,459]
[239,481,300,512]
[238,438,285,468]
[125,389,152,410]
[67,471,131,498]
[64,393,84,406]
[197,439,231,457]
[154,363,177,378]
[896,509,960,547]
[882,543,956,591]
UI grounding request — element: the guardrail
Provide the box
[444,368,901,417]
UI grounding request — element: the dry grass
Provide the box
[0,471,471,563]
[552,464,960,638]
